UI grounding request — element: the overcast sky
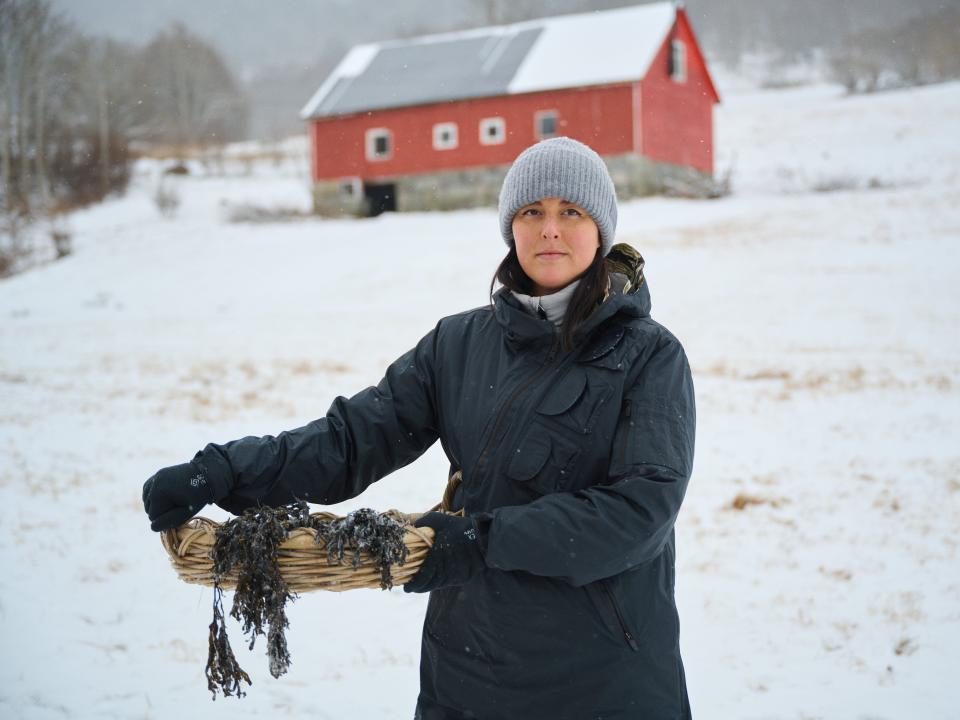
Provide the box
[53,0,954,80]
[50,0,493,79]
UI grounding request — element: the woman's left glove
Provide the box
[142,460,215,532]
[404,512,487,594]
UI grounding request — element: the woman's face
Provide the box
[512,197,601,296]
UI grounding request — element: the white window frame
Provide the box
[479,116,506,145]
[365,128,393,161]
[670,40,687,83]
[432,122,459,151]
[534,110,558,140]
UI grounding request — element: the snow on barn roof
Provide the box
[301,2,677,119]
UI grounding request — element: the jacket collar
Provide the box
[509,279,581,326]
[493,243,651,350]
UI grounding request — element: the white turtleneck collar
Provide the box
[510,280,581,326]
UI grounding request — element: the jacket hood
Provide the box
[604,243,647,304]
[494,243,651,348]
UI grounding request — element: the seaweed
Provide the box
[205,585,251,698]
[313,507,409,590]
[203,502,410,699]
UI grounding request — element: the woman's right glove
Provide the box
[403,512,487,593]
[142,460,215,532]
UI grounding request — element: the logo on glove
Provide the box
[189,474,207,488]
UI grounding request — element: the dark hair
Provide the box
[490,246,608,352]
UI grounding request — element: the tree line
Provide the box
[0,0,247,220]
[828,4,960,93]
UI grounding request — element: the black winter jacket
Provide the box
[197,247,696,719]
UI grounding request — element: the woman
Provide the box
[143,137,696,719]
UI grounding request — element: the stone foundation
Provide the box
[397,165,506,212]
[312,178,366,217]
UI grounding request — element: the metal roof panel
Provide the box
[316,29,541,117]
[301,3,678,119]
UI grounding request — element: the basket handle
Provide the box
[427,470,464,516]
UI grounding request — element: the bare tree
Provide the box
[927,6,960,81]
[61,36,141,197]
[0,0,17,212]
[485,0,503,25]
[0,0,78,214]
[1,0,135,279]
[136,23,248,153]
[829,4,960,93]
[33,6,73,209]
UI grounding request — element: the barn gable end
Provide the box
[639,7,720,174]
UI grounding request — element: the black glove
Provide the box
[404,512,487,594]
[142,460,215,532]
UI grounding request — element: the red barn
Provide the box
[301,1,719,216]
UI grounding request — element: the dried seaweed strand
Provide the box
[206,502,307,698]
[205,585,251,698]
[312,507,409,590]
[203,502,410,699]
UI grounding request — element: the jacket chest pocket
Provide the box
[538,368,615,436]
[505,369,615,496]
[505,425,581,496]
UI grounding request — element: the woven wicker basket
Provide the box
[160,472,462,592]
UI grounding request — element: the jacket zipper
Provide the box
[601,580,639,651]
[615,398,632,468]
[474,339,561,472]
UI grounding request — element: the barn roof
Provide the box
[301,2,678,120]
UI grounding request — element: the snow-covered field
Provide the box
[1,80,958,719]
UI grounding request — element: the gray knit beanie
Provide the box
[498,137,618,255]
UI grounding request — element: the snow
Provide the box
[713,82,960,195]
[2,79,959,718]
[508,2,676,95]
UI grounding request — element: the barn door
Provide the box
[364,183,397,216]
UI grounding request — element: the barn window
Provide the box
[535,110,558,140]
[365,128,392,161]
[669,40,687,82]
[479,117,506,145]
[432,122,459,150]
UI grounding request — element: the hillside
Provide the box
[0,80,958,718]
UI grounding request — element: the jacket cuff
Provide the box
[472,514,492,558]
[192,446,234,502]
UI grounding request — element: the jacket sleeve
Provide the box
[478,334,695,587]
[194,328,441,514]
